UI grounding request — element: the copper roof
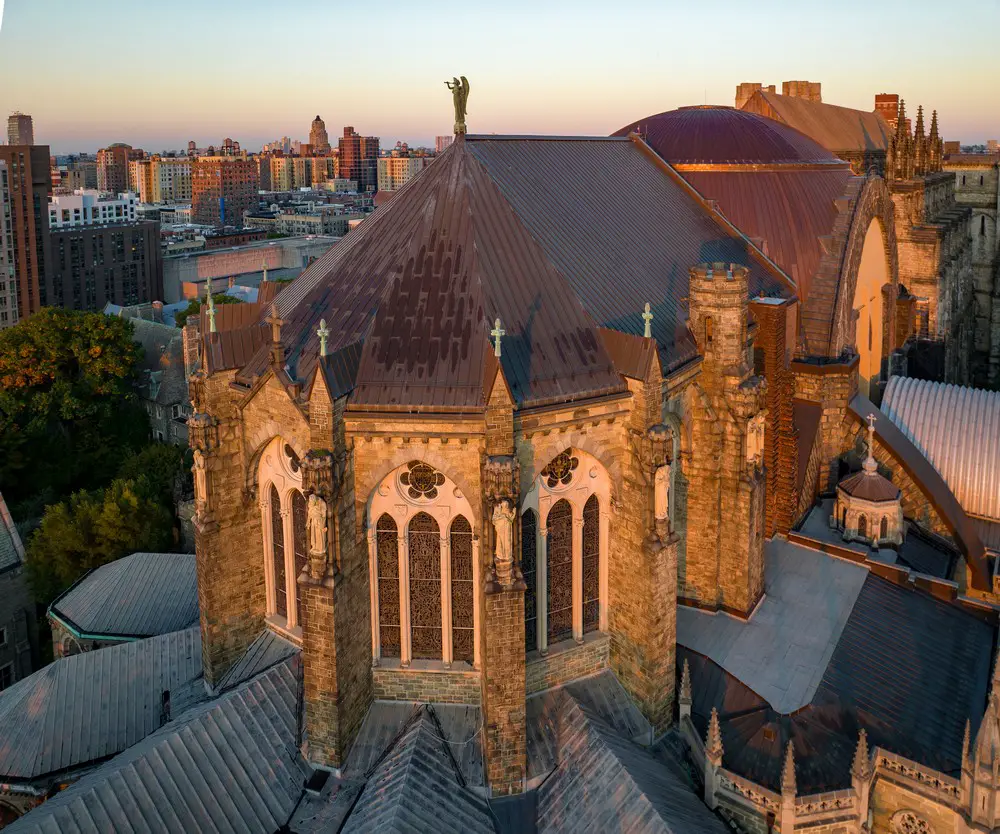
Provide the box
[741,91,892,154]
[837,469,900,502]
[226,135,790,411]
[614,106,843,166]
[943,153,1000,167]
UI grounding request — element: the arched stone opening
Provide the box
[258,437,306,636]
[366,461,480,669]
[522,447,611,654]
[854,220,890,399]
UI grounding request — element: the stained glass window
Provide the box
[292,490,307,627]
[376,513,400,658]
[880,516,888,540]
[546,500,573,644]
[409,512,442,660]
[522,510,537,652]
[583,494,600,633]
[858,514,867,538]
[450,515,474,664]
[270,485,286,618]
[541,451,579,489]
[399,461,446,501]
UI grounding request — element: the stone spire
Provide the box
[706,707,724,765]
[929,110,942,171]
[964,718,972,768]
[781,741,797,797]
[679,659,692,719]
[852,729,871,780]
[914,105,926,175]
[892,99,913,181]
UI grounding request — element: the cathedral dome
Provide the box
[614,106,844,167]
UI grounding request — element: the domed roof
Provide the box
[614,106,843,167]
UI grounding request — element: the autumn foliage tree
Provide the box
[0,308,150,513]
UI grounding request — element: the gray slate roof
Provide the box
[49,552,198,639]
[6,656,306,834]
[533,687,728,834]
[130,317,189,407]
[0,490,25,572]
[217,628,299,692]
[0,627,204,782]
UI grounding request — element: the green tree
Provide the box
[174,293,242,327]
[0,308,150,509]
[116,443,192,505]
[25,477,174,604]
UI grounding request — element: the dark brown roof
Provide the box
[224,134,791,410]
[838,469,900,502]
[614,106,842,165]
[741,92,892,154]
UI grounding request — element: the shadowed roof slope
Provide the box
[225,135,791,408]
[49,552,198,639]
[742,91,892,154]
[0,491,25,573]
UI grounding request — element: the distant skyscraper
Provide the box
[0,144,51,319]
[191,156,259,226]
[435,135,453,154]
[310,116,331,155]
[338,126,379,193]
[97,144,143,194]
[0,161,19,329]
[7,112,34,146]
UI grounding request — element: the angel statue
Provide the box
[445,76,470,135]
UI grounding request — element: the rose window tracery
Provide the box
[541,451,579,488]
[399,461,446,501]
[890,811,932,834]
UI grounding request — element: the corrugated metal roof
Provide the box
[226,135,790,408]
[0,491,25,573]
[533,688,728,833]
[217,628,299,693]
[882,377,1000,522]
[683,571,994,793]
[7,656,307,834]
[615,106,842,165]
[742,91,892,154]
[0,627,204,781]
[49,552,198,639]
[340,708,495,834]
[973,517,1000,552]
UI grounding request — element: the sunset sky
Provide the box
[1,0,997,154]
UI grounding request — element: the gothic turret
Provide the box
[928,110,942,172]
[913,105,926,176]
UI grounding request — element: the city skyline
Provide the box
[0,0,997,154]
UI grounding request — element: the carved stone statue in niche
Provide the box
[193,449,208,515]
[492,499,515,586]
[746,413,766,466]
[307,493,328,580]
[654,463,671,530]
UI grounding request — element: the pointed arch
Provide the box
[269,484,287,618]
[408,512,442,660]
[858,513,868,539]
[583,494,600,633]
[546,499,573,645]
[450,515,474,664]
[292,490,307,626]
[376,513,400,659]
[522,509,538,652]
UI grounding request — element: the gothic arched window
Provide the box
[583,495,600,633]
[450,515,474,665]
[841,506,847,529]
[880,516,888,540]
[409,512,442,660]
[981,215,987,236]
[858,514,868,539]
[270,484,287,618]
[376,513,400,659]
[292,490,307,626]
[522,509,538,652]
[546,499,573,644]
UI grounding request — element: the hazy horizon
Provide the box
[1,0,997,155]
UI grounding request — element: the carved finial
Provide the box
[896,99,908,138]
[491,317,505,358]
[317,318,330,358]
[852,729,871,780]
[781,741,797,797]
[444,76,471,136]
[261,257,268,283]
[642,302,653,338]
[266,302,286,366]
[863,413,878,475]
[963,718,972,766]
[680,659,692,703]
[706,707,724,763]
[914,105,925,139]
[205,283,217,334]
[929,109,940,141]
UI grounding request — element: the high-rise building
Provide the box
[49,190,138,229]
[97,144,143,195]
[0,145,51,320]
[191,156,259,226]
[6,112,34,147]
[132,157,192,204]
[0,161,19,330]
[435,135,454,154]
[309,116,331,155]
[338,126,379,193]
[377,156,431,192]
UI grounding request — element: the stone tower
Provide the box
[683,263,767,616]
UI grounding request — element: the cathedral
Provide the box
[3,84,1000,833]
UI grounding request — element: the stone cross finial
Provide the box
[863,413,878,474]
[642,302,653,338]
[261,257,268,282]
[781,741,797,796]
[491,317,505,358]
[317,318,330,358]
[205,283,217,334]
[267,302,284,344]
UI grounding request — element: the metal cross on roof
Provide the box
[317,318,330,358]
[491,317,505,358]
[642,302,653,338]
[205,283,217,334]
